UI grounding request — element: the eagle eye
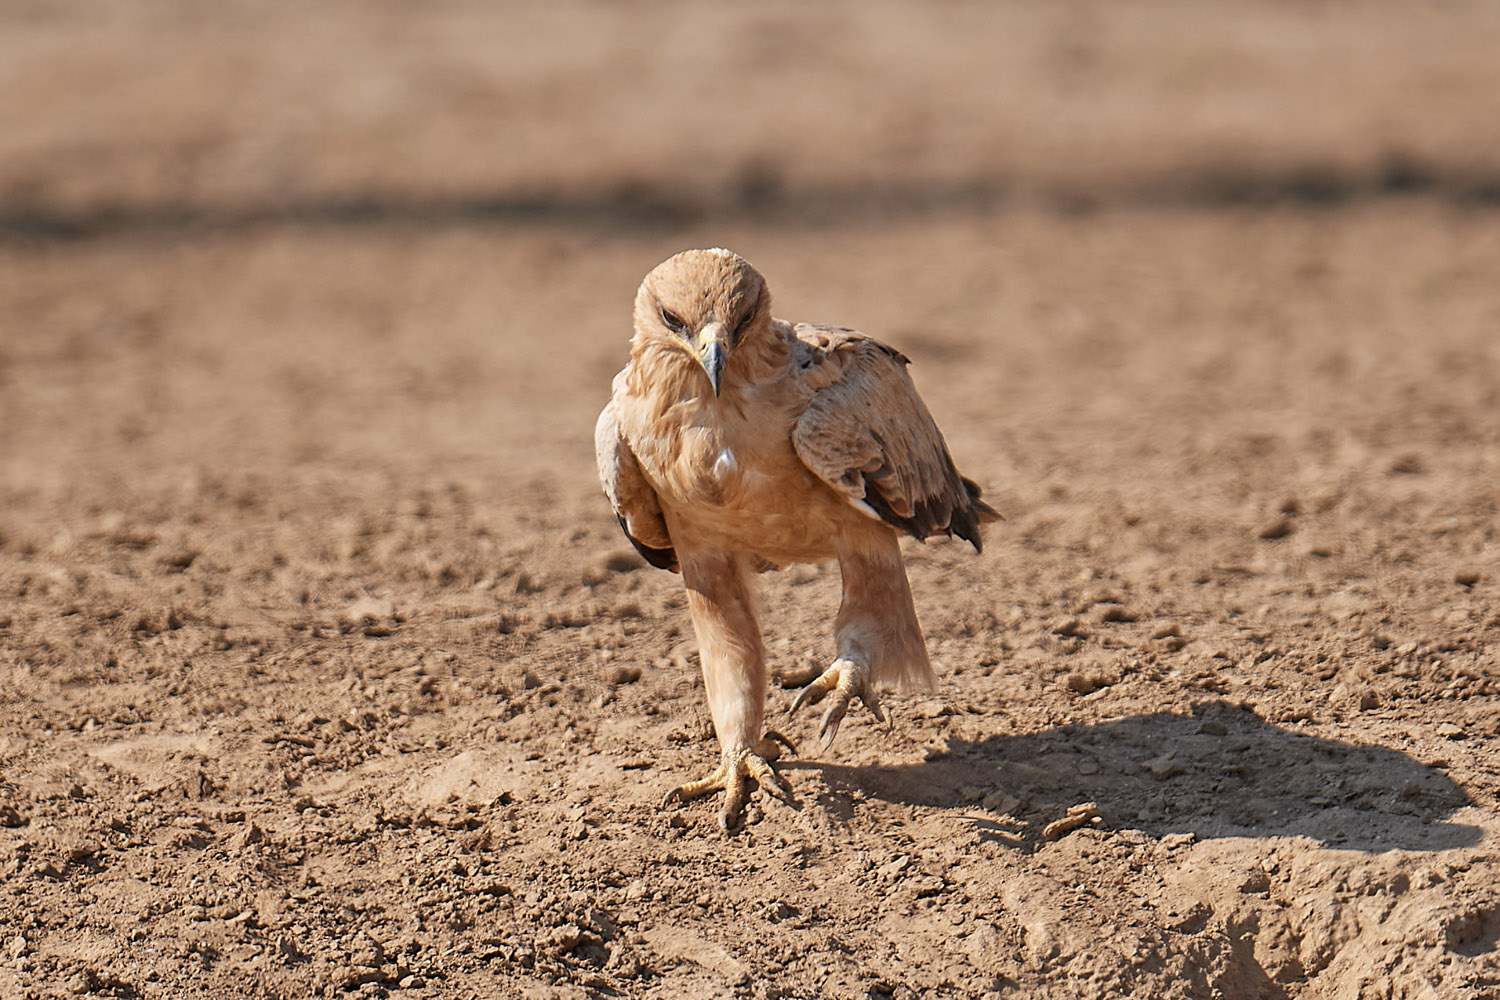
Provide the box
[660,307,689,337]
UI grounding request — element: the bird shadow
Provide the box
[789,700,1481,853]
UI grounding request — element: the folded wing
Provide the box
[596,398,678,572]
[789,323,997,552]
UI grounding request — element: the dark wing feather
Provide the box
[595,399,678,572]
[789,324,998,552]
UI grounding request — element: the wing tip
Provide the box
[616,516,680,573]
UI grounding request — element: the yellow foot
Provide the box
[661,733,796,833]
[788,657,885,747]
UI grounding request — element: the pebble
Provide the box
[1146,754,1185,778]
[603,551,645,573]
[1258,518,1295,540]
[1065,673,1098,695]
[550,924,584,951]
[1238,870,1271,894]
[982,791,1021,815]
[1051,618,1089,639]
[607,665,643,686]
[879,854,911,877]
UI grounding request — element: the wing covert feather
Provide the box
[790,324,994,551]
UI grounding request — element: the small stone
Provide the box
[1436,722,1465,739]
[608,665,643,686]
[550,924,584,951]
[233,822,266,850]
[567,820,589,841]
[1065,673,1097,695]
[62,839,100,863]
[1258,518,1294,540]
[1454,570,1481,587]
[879,854,912,877]
[1358,690,1380,711]
[347,932,386,969]
[1388,453,1424,475]
[982,791,1020,815]
[0,804,23,827]
[603,551,645,573]
[7,935,26,958]
[1051,618,1088,639]
[1150,624,1182,640]
[1146,754,1185,779]
[1239,870,1271,894]
[915,698,951,719]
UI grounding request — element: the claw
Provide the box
[660,738,793,832]
[789,657,879,748]
[761,729,798,758]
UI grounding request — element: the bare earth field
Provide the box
[2,3,1499,999]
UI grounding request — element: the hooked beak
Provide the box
[696,321,728,397]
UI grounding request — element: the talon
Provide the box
[792,658,878,748]
[789,679,831,716]
[659,739,793,832]
[720,781,748,832]
[746,753,794,804]
[819,699,849,747]
[762,729,798,758]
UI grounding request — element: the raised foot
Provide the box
[661,732,796,833]
[788,657,885,748]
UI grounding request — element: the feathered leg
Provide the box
[662,549,794,831]
[792,525,936,746]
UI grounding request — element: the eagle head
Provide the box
[633,248,770,397]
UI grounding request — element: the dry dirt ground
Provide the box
[2,3,1499,999]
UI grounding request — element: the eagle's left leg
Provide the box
[791,526,935,746]
[662,549,795,831]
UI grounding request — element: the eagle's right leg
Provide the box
[662,549,795,832]
[790,527,935,747]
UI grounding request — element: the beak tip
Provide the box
[700,340,728,398]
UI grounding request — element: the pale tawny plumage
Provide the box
[596,248,998,831]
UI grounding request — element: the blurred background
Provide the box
[4,0,1499,224]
